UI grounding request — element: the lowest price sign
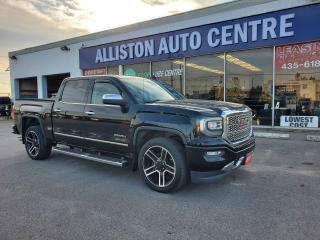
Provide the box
[280,116,319,128]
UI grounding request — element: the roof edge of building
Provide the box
[7,0,265,57]
[8,0,315,57]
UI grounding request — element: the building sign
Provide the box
[79,4,320,69]
[276,41,320,71]
[152,68,183,78]
[280,115,319,128]
[122,68,183,78]
[83,68,106,76]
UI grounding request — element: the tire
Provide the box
[138,137,188,193]
[24,125,52,160]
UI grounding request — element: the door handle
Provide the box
[85,111,95,115]
[54,108,61,112]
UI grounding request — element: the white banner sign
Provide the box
[153,68,183,78]
[280,115,319,128]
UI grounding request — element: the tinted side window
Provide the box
[91,82,121,104]
[61,80,89,103]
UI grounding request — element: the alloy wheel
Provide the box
[142,145,176,187]
[25,131,40,157]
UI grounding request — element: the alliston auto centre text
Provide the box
[95,13,294,63]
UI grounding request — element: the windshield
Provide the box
[152,79,185,100]
[120,77,184,103]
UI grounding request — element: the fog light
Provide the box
[206,151,224,156]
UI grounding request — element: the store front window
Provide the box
[151,59,184,93]
[185,54,224,100]
[123,63,150,78]
[275,41,320,128]
[83,68,106,76]
[107,66,119,75]
[226,48,273,126]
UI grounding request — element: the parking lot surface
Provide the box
[0,120,319,240]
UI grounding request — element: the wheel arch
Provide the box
[21,116,45,144]
[131,126,187,170]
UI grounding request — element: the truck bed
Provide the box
[15,99,54,115]
[14,99,54,109]
[13,99,55,138]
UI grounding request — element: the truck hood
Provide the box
[146,99,249,116]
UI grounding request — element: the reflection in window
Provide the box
[91,82,121,104]
[151,59,184,93]
[185,54,224,100]
[120,77,175,103]
[61,80,90,103]
[226,48,273,126]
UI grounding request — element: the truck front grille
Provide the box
[224,111,252,143]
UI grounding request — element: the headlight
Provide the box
[206,119,222,131]
[199,117,223,136]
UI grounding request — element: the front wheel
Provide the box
[138,137,188,193]
[25,125,52,160]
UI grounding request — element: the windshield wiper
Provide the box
[144,99,162,103]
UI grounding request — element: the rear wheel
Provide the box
[25,126,52,160]
[138,137,188,193]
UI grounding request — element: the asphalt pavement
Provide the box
[0,120,319,240]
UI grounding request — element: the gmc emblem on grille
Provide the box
[239,118,247,127]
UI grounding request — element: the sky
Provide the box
[0,0,233,96]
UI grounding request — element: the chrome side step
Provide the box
[53,147,127,167]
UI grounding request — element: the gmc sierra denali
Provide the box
[12,75,255,192]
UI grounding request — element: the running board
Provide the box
[53,147,127,167]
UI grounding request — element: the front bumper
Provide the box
[186,136,255,183]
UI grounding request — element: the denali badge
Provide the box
[114,134,126,138]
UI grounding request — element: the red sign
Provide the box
[275,41,320,71]
[83,68,106,76]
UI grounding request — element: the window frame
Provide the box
[86,79,129,106]
[59,79,90,104]
[89,80,123,105]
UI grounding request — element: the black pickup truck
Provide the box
[12,76,255,192]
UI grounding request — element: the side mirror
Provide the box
[102,94,127,106]
[252,110,257,119]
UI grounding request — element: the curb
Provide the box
[254,132,290,139]
[306,135,320,142]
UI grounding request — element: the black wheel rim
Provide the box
[143,145,176,188]
[25,131,40,157]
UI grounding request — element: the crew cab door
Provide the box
[52,79,90,146]
[82,79,131,154]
